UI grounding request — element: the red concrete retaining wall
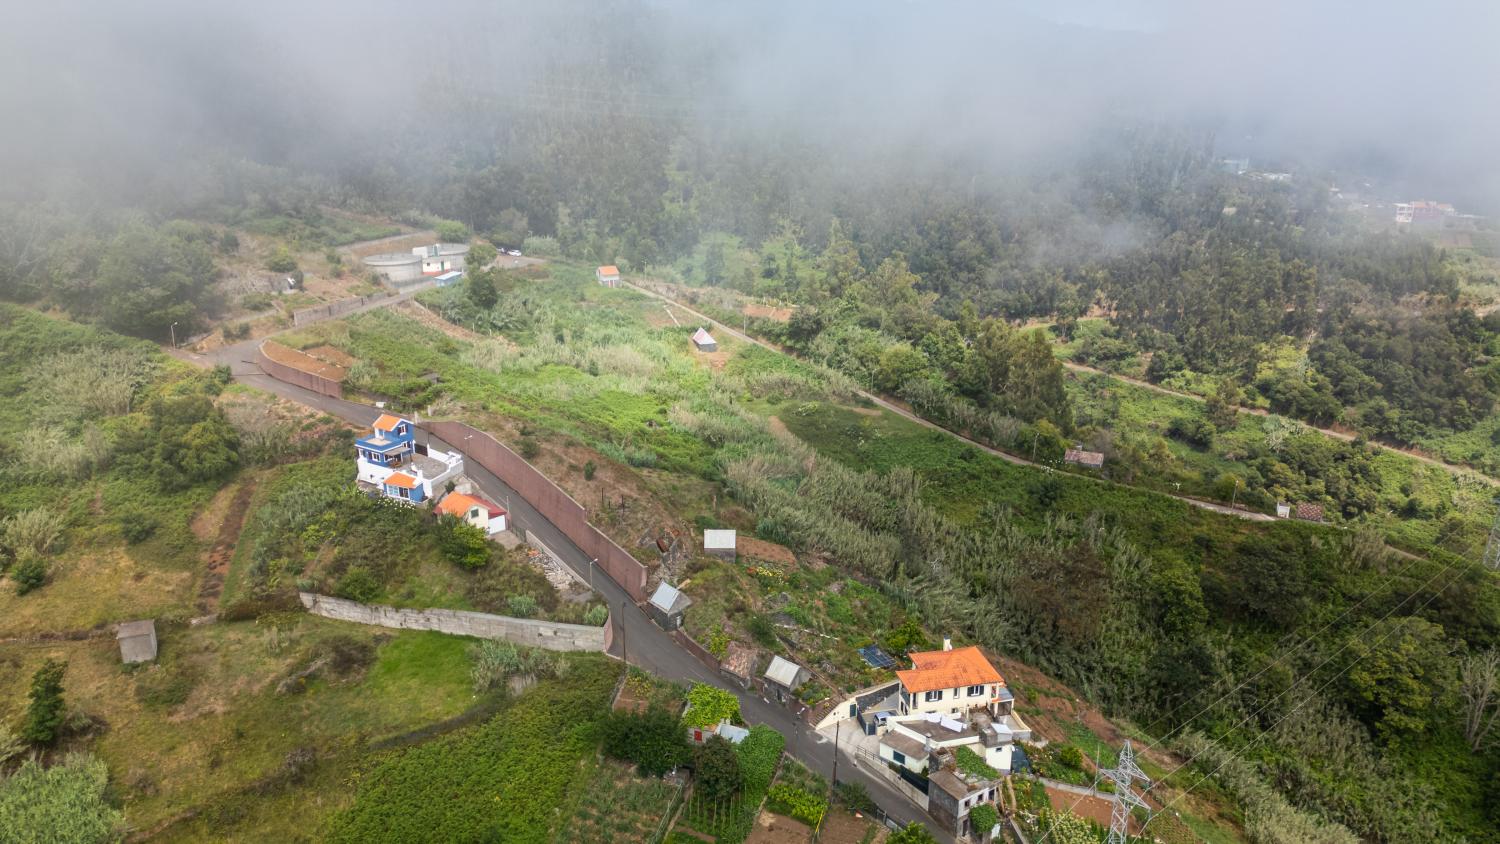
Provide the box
[256,341,343,398]
[421,420,651,602]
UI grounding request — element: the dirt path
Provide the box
[197,479,257,615]
[629,283,1276,523]
[1061,359,1498,486]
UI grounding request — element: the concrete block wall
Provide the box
[299,593,606,652]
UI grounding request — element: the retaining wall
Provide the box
[421,420,651,601]
[291,293,389,327]
[256,341,343,398]
[299,592,606,651]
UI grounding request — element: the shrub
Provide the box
[22,660,67,744]
[583,460,597,480]
[519,438,541,460]
[1,508,66,558]
[468,640,564,693]
[434,220,470,243]
[333,567,380,602]
[119,512,159,544]
[0,754,122,842]
[239,292,274,311]
[222,322,251,341]
[265,247,298,273]
[11,554,46,594]
[583,604,609,626]
[968,803,999,837]
[683,683,741,728]
[602,706,692,776]
[955,746,999,780]
[438,517,491,569]
[748,614,779,648]
[707,627,730,658]
[522,235,560,257]
[506,594,537,617]
[1056,744,1084,769]
[833,780,874,813]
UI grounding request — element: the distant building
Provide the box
[117,620,158,664]
[437,492,507,535]
[1063,448,1104,469]
[433,270,463,287]
[688,719,748,745]
[1396,200,1456,225]
[1276,502,1292,519]
[704,529,737,562]
[1220,158,1250,175]
[596,265,621,288]
[647,582,692,631]
[763,655,810,704]
[362,243,470,284]
[1294,502,1325,522]
[691,327,718,352]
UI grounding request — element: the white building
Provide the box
[354,414,464,504]
[437,492,507,534]
[704,529,737,561]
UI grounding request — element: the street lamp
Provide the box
[587,557,598,593]
[169,322,178,349]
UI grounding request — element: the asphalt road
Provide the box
[172,347,949,841]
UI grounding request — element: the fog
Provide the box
[2,0,1496,210]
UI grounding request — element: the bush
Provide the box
[694,736,744,803]
[22,660,67,744]
[11,554,46,594]
[833,780,874,813]
[1056,744,1084,769]
[506,594,537,618]
[1,507,66,557]
[602,707,692,776]
[748,614,778,648]
[119,512,159,544]
[438,517,491,570]
[467,640,564,693]
[683,683,741,729]
[583,460,597,480]
[333,567,380,602]
[222,321,251,341]
[434,220,471,243]
[518,438,541,460]
[522,235,560,257]
[968,803,999,837]
[0,754,122,842]
[266,247,298,273]
[583,604,609,626]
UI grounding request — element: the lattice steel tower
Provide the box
[1100,741,1150,844]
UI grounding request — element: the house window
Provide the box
[968,684,985,697]
[924,690,943,703]
[892,750,905,765]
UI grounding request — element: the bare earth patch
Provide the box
[396,300,492,343]
[261,340,349,381]
[739,536,796,566]
[745,809,813,844]
[743,302,794,322]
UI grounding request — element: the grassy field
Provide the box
[0,618,478,837]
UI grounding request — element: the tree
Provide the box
[692,735,743,803]
[1460,649,1500,751]
[703,240,726,286]
[466,270,498,311]
[887,822,939,844]
[489,208,529,246]
[434,219,471,243]
[466,241,497,269]
[1344,616,1455,739]
[1206,378,1243,431]
[265,246,297,273]
[602,706,692,776]
[21,660,67,744]
[144,393,240,490]
[0,753,122,843]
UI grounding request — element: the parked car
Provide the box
[507,249,522,256]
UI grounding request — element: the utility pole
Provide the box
[1484,498,1500,570]
[831,718,841,788]
[620,599,628,667]
[1100,740,1150,844]
[169,322,178,349]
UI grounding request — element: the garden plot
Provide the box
[553,758,683,844]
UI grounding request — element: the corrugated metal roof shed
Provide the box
[764,655,807,690]
[649,582,692,614]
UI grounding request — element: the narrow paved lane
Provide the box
[171,353,950,841]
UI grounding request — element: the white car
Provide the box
[506,249,522,257]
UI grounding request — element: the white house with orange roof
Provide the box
[437,492,507,534]
[596,265,620,287]
[355,414,463,504]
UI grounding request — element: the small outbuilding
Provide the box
[596,265,621,288]
[691,327,718,352]
[437,492,507,535]
[116,620,158,664]
[434,270,464,287]
[1063,448,1104,469]
[720,641,758,689]
[763,655,809,704]
[647,581,693,631]
[703,529,737,562]
[1276,502,1292,519]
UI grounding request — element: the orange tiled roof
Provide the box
[373,414,404,432]
[437,492,503,518]
[384,472,418,489]
[598,265,620,276]
[895,645,1002,693]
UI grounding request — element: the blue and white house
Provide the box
[355,414,464,503]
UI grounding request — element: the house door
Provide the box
[415,443,429,456]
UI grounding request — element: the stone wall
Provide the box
[299,593,606,652]
[257,341,343,398]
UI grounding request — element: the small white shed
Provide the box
[117,620,158,664]
[704,529,737,562]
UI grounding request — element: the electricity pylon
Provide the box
[1484,499,1500,570]
[1099,741,1150,844]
